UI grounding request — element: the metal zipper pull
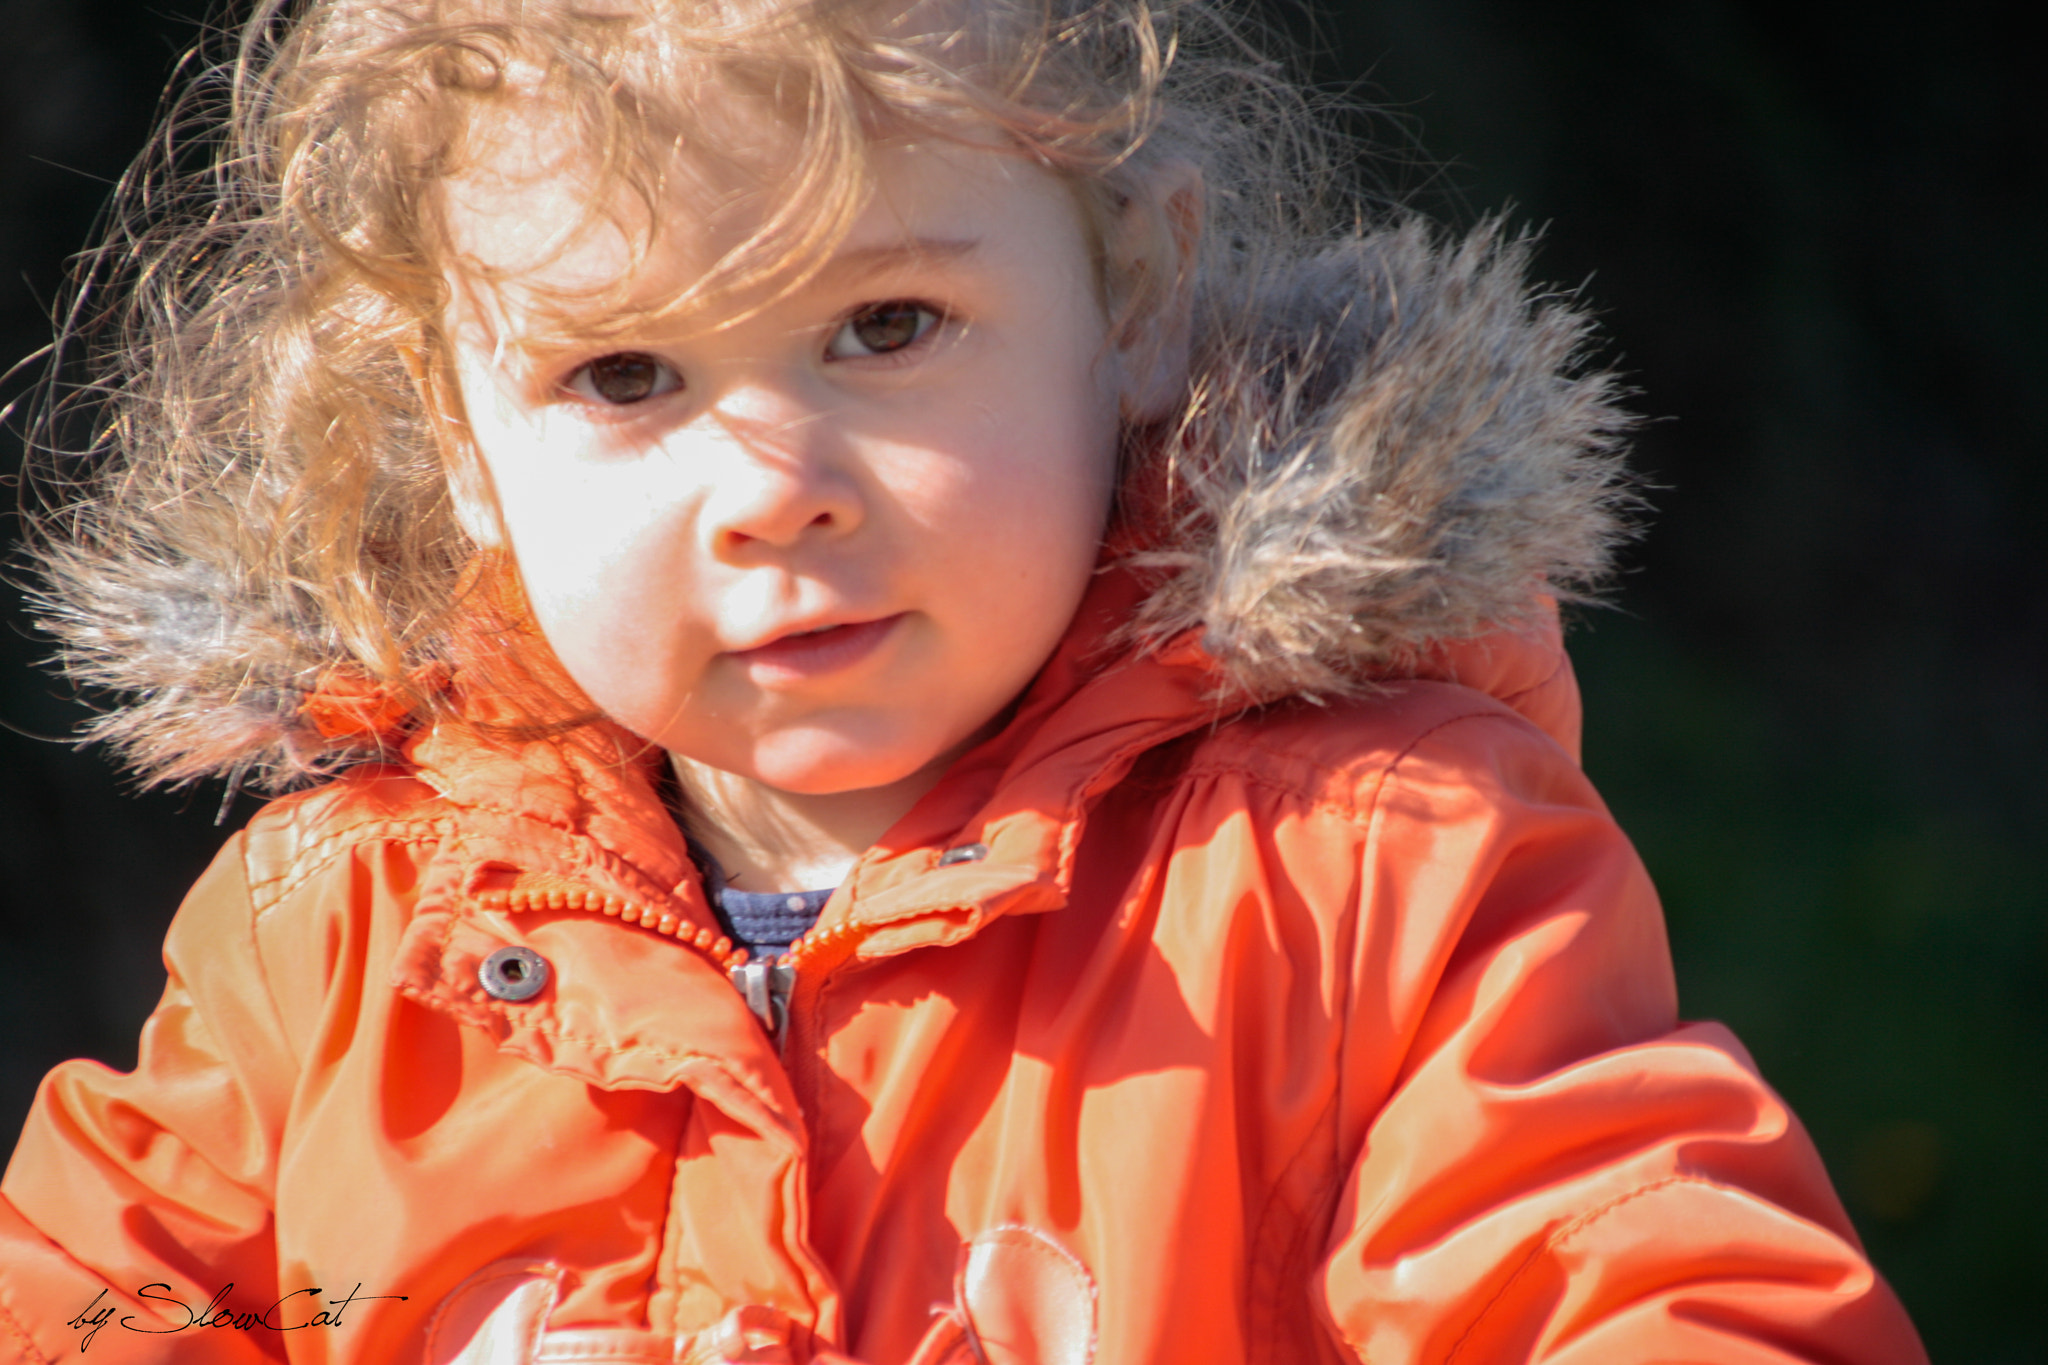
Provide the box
[729,958,797,1047]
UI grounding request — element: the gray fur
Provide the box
[30,524,378,791]
[1126,218,1637,701]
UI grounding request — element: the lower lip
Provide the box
[730,615,904,684]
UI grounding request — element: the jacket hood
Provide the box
[28,219,1634,790]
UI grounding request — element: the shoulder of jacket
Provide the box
[1166,678,1581,823]
[236,762,463,910]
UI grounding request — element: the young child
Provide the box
[1,0,1926,1361]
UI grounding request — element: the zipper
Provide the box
[729,958,797,1045]
[485,843,986,1050]
[477,882,865,1052]
[761,844,986,1054]
[725,918,866,1050]
[476,886,743,969]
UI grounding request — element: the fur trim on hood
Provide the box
[25,218,1636,791]
[1123,220,1634,699]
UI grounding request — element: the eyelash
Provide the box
[559,300,948,409]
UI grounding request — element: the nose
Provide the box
[695,384,866,559]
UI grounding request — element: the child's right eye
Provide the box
[564,352,681,406]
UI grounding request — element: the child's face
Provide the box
[444,137,1127,799]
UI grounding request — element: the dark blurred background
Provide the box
[3,0,2041,1357]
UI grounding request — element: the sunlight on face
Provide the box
[443,135,1127,804]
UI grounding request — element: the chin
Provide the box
[745,728,954,798]
[751,757,927,798]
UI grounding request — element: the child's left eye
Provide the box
[825,302,942,361]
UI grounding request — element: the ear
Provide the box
[400,331,506,549]
[1107,159,1204,425]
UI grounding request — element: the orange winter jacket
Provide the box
[0,574,1922,1364]
[4,224,1925,1363]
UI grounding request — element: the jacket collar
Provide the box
[397,568,1230,949]
[399,562,1582,954]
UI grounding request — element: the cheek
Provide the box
[469,436,702,712]
[920,386,1117,632]
[1001,358,1120,539]
[509,524,706,735]
[473,418,667,606]
[492,469,617,614]
[911,415,1109,568]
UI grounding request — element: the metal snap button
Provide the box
[478,945,550,1002]
[936,842,988,866]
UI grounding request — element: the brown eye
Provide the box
[826,302,940,360]
[569,352,678,405]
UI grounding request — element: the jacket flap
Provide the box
[389,877,800,1144]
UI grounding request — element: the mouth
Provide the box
[728,614,905,683]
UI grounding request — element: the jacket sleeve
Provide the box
[1313,709,1927,1364]
[0,831,296,1364]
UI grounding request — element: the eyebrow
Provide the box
[475,237,986,360]
[816,237,981,281]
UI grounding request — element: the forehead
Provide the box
[434,73,792,293]
[437,115,1090,335]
